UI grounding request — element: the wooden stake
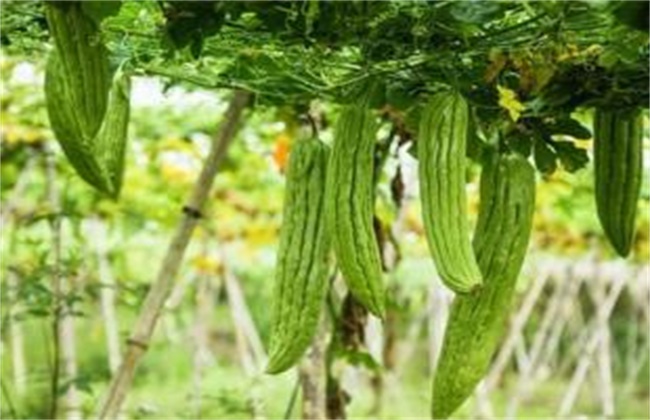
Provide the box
[557,274,626,417]
[484,268,550,391]
[45,146,82,420]
[96,90,250,419]
[1,150,37,397]
[86,217,122,375]
[7,270,27,396]
[300,318,327,420]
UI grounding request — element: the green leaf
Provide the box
[448,1,505,25]
[339,349,382,372]
[507,130,533,158]
[545,118,592,140]
[533,136,557,175]
[386,82,415,112]
[613,1,650,33]
[552,140,589,173]
[81,1,122,25]
[466,114,488,162]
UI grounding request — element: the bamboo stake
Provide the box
[86,217,122,375]
[513,337,531,374]
[224,277,266,419]
[46,146,62,419]
[557,274,626,417]
[484,270,550,391]
[7,270,27,396]
[96,90,250,419]
[60,287,81,420]
[588,276,615,418]
[0,150,36,224]
[394,311,427,379]
[534,276,584,376]
[428,276,451,375]
[623,265,650,394]
[221,250,266,419]
[191,273,214,418]
[300,318,327,420]
[45,146,82,420]
[505,273,572,418]
[473,380,494,419]
[1,152,37,397]
[219,244,267,366]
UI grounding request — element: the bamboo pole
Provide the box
[221,248,266,419]
[45,146,81,420]
[0,150,36,224]
[86,217,122,375]
[7,270,27,396]
[224,267,267,365]
[300,318,327,420]
[557,275,626,417]
[484,269,550,391]
[505,273,571,418]
[428,276,451,375]
[190,273,213,417]
[587,276,615,418]
[96,90,250,419]
[45,146,62,419]
[1,152,37,396]
[534,276,584,376]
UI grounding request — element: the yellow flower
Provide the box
[497,85,526,121]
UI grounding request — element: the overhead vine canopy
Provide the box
[1,0,648,174]
[1,3,648,419]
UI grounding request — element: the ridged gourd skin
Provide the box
[45,54,131,198]
[266,138,331,374]
[45,1,111,140]
[418,92,483,293]
[45,53,108,192]
[594,108,644,257]
[431,153,536,419]
[95,71,131,196]
[325,106,385,318]
[44,1,131,198]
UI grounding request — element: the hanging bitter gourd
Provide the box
[418,91,482,293]
[266,137,331,374]
[45,1,111,139]
[95,70,131,196]
[44,1,131,198]
[45,52,109,192]
[593,108,644,257]
[325,106,385,317]
[45,53,131,198]
[431,152,536,419]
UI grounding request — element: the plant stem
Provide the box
[96,90,250,419]
[283,377,300,420]
[1,378,18,419]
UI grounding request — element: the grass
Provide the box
[1,297,648,419]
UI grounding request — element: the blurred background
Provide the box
[1,55,649,419]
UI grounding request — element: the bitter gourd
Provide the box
[45,1,111,140]
[594,108,644,257]
[266,137,331,374]
[44,1,131,198]
[45,52,109,192]
[95,70,131,196]
[418,91,482,293]
[45,53,131,198]
[431,152,536,419]
[325,106,385,318]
